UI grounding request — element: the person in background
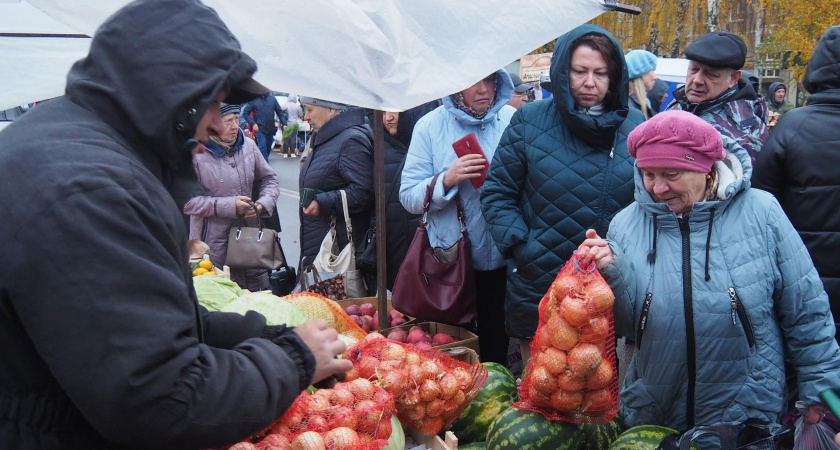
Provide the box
[740,69,769,123]
[298,97,374,269]
[625,49,658,119]
[381,101,440,290]
[579,110,840,439]
[506,71,534,109]
[284,93,304,157]
[668,31,769,162]
[646,78,670,116]
[183,103,279,291]
[766,82,794,126]
[753,25,840,343]
[401,69,516,366]
[481,25,643,366]
[243,92,287,162]
[0,1,350,448]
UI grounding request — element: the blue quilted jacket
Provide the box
[603,141,840,432]
[481,25,643,338]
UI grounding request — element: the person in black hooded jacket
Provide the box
[380,101,440,290]
[753,25,840,342]
[0,1,351,449]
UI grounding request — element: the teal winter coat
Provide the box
[603,140,840,432]
[481,25,643,338]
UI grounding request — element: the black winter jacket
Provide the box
[298,108,374,266]
[752,25,840,337]
[0,1,314,449]
[243,94,287,136]
[381,102,438,289]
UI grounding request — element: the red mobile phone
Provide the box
[452,133,488,189]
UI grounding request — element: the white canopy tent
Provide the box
[2,0,616,112]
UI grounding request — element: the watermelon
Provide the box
[449,362,517,443]
[458,443,486,450]
[486,407,583,450]
[608,425,681,450]
[579,414,625,449]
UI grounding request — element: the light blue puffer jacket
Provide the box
[602,142,840,432]
[400,69,515,270]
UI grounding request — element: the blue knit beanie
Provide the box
[625,50,658,80]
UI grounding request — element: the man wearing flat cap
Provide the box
[668,31,769,162]
[0,0,350,448]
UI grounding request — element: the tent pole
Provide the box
[373,110,389,331]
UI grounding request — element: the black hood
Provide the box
[804,25,840,93]
[394,101,440,148]
[549,24,630,147]
[65,0,260,171]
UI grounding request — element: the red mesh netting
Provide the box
[282,292,367,342]
[230,379,396,450]
[514,252,619,425]
[347,336,488,436]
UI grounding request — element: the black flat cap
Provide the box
[684,31,747,69]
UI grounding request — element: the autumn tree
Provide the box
[758,0,840,79]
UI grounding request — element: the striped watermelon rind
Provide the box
[449,362,517,443]
[579,414,625,449]
[458,443,486,450]
[486,407,582,450]
[608,425,680,450]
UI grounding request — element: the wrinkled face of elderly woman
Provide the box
[221,112,240,142]
[642,168,708,215]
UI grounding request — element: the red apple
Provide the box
[390,317,406,327]
[360,303,376,317]
[432,333,455,346]
[387,329,408,343]
[407,328,428,344]
[414,342,433,350]
[389,309,402,318]
[360,315,373,332]
[345,304,362,316]
[350,315,363,328]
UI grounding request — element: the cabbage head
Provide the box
[194,276,243,311]
[221,292,307,327]
[382,414,404,450]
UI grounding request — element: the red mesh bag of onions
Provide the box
[347,335,489,436]
[514,251,619,425]
[227,378,395,450]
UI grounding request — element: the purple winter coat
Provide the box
[184,131,279,289]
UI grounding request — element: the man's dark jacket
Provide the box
[0,1,314,448]
[243,94,287,136]
[298,108,374,266]
[752,25,840,339]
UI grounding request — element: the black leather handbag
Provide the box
[268,237,297,297]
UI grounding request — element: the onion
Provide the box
[585,359,614,390]
[546,315,579,351]
[357,355,380,379]
[537,347,568,375]
[291,431,325,450]
[347,378,375,400]
[560,296,591,327]
[585,280,615,314]
[567,343,602,375]
[354,399,380,431]
[324,427,360,450]
[581,387,613,414]
[530,365,559,396]
[438,373,461,400]
[549,389,583,412]
[425,398,445,417]
[419,379,442,402]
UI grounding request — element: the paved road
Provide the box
[268,150,303,268]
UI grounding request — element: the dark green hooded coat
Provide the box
[481,25,643,338]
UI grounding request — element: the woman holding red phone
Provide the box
[400,69,516,365]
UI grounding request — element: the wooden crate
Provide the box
[406,428,459,450]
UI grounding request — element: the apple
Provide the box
[345,304,362,316]
[407,329,428,345]
[361,315,373,332]
[387,329,408,343]
[360,303,376,317]
[390,317,406,327]
[389,309,402,318]
[432,333,455,346]
[349,315,363,328]
[414,342,433,350]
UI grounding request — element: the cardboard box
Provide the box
[442,346,480,365]
[383,321,480,357]
[406,428,458,450]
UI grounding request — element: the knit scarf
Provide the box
[576,102,606,117]
[449,91,497,119]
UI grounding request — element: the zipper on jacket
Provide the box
[636,292,653,351]
[679,217,696,429]
[728,287,755,348]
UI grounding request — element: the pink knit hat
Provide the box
[627,110,725,172]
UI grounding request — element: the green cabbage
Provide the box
[193,276,243,311]
[382,414,405,450]
[220,292,307,326]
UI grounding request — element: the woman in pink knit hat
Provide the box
[577,110,840,445]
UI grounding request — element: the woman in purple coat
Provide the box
[184,103,280,290]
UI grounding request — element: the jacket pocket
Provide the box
[728,287,755,348]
